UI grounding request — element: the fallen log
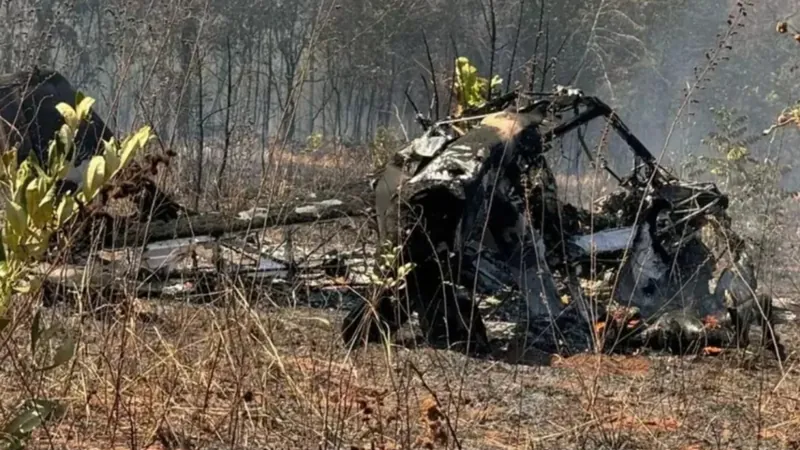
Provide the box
[101,193,373,249]
[38,259,374,309]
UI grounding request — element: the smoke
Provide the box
[571,0,799,189]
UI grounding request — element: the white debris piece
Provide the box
[294,199,344,215]
[569,227,637,255]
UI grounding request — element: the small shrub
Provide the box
[369,126,401,170]
[305,132,324,153]
[452,56,502,116]
[683,106,790,254]
[0,94,153,449]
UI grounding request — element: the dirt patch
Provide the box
[552,353,651,378]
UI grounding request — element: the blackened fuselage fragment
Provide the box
[0,68,114,186]
[342,107,558,353]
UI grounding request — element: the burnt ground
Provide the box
[2,218,800,450]
[2,294,798,450]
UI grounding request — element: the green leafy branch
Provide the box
[0,94,153,449]
[368,240,416,290]
[453,57,502,116]
[0,95,153,313]
[683,106,791,256]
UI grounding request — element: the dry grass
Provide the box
[2,293,799,450]
[2,142,800,450]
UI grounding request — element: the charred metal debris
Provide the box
[9,67,788,362]
[342,85,790,362]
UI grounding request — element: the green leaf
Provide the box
[104,150,121,177]
[14,278,34,294]
[5,200,28,237]
[33,185,56,227]
[56,125,74,169]
[55,103,79,131]
[103,136,117,155]
[75,96,95,121]
[55,196,76,228]
[120,126,153,169]
[14,161,32,193]
[82,155,106,200]
[490,75,503,89]
[24,179,43,223]
[726,146,748,161]
[453,56,495,112]
[2,151,18,175]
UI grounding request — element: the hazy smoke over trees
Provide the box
[1,0,797,185]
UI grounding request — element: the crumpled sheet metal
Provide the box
[612,183,734,318]
[372,109,565,323]
[380,120,739,325]
[440,111,563,319]
[364,87,785,358]
[563,181,737,322]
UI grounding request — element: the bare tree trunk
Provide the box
[344,74,355,138]
[334,81,342,139]
[32,0,55,66]
[321,79,327,134]
[216,37,234,209]
[365,83,376,141]
[527,0,546,91]
[307,55,314,136]
[261,33,273,174]
[278,77,297,142]
[244,43,253,125]
[276,39,298,142]
[252,34,261,129]
[505,0,525,93]
[353,88,363,142]
[194,51,205,211]
[177,18,198,140]
[483,0,497,101]
[380,56,397,129]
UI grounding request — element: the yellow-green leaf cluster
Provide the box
[453,57,503,115]
[0,94,153,314]
[726,145,749,161]
[368,240,416,290]
[305,132,323,153]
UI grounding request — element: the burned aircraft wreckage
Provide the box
[0,67,788,361]
[342,86,788,361]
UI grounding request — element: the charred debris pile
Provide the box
[342,85,790,362]
[7,67,788,362]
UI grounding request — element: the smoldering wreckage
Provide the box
[0,68,793,363]
[340,86,792,362]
